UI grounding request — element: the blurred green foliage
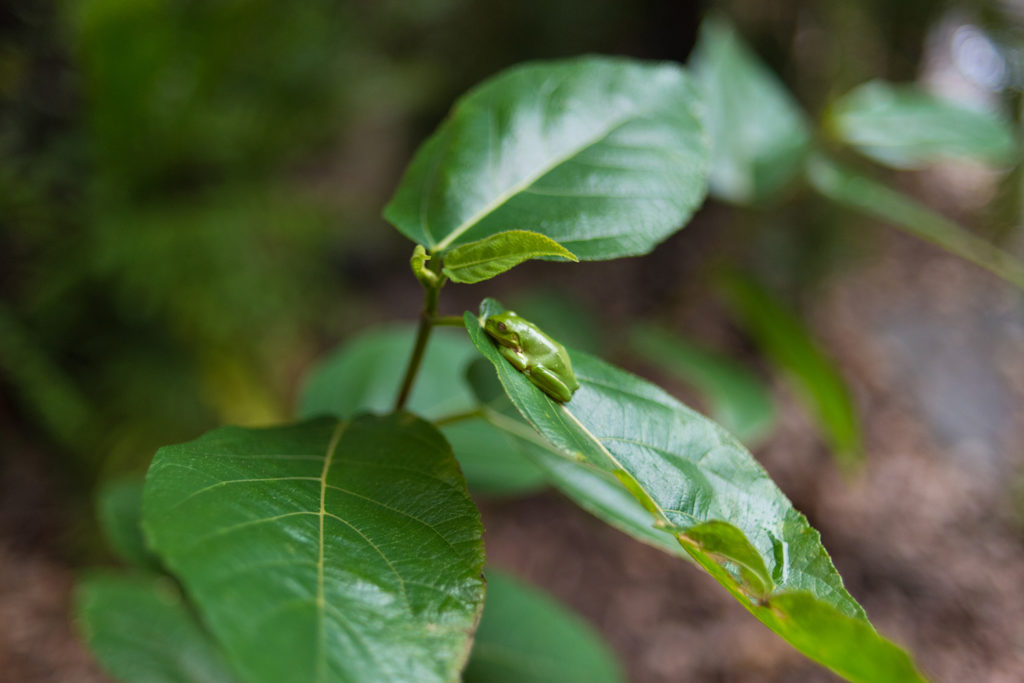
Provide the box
[3,0,414,477]
[2,0,1021,487]
[5,1,354,476]
[0,0,708,479]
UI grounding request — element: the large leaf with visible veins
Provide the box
[142,413,486,683]
[384,56,708,259]
[298,325,547,498]
[465,299,926,683]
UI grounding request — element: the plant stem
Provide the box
[394,283,439,412]
[482,408,562,452]
[432,408,485,427]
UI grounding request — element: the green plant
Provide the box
[77,16,1023,681]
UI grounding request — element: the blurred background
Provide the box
[2,0,1024,680]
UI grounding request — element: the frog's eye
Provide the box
[496,322,507,333]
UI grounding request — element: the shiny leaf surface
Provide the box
[629,324,776,444]
[442,230,578,284]
[466,299,926,682]
[143,414,486,683]
[529,450,691,556]
[384,57,708,259]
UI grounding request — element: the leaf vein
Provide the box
[174,476,321,507]
[203,453,325,463]
[324,483,461,553]
[323,511,412,614]
[315,420,347,683]
[522,186,682,201]
[338,460,466,496]
[434,115,642,250]
[185,511,319,551]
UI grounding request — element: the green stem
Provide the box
[481,407,626,486]
[481,408,562,452]
[394,285,439,411]
[432,408,485,427]
[395,248,451,412]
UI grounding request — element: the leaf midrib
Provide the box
[432,114,643,251]
[446,250,568,270]
[315,419,347,683]
[557,404,673,528]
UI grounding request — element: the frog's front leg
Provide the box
[498,345,529,372]
[527,365,575,403]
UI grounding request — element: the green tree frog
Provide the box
[481,311,579,402]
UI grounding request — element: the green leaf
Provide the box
[464,569,625,683]
[442,230,578,284]
[466,299,926,683]
[681,520,773,597]
[453,359,550,497]
[690,15,811,204]
[441,419,547,498]
[828,80,1018,168]
[384,56,708,260]
[76,573,240,683]
[716,274,862,468]
[806,153,1024,289]
[299,325,478,421]
[490,409,778,585]
[97,476,162,571]
[464,357,506,406]
[299,325,547,498]
[142,414,486,683]
[526,450,687,557]
[765,592,928,683]
[484,404,761,566]
[629,324,776,444]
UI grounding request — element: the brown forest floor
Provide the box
[2,229,1024,681]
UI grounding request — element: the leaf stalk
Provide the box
[394,248,447,411]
